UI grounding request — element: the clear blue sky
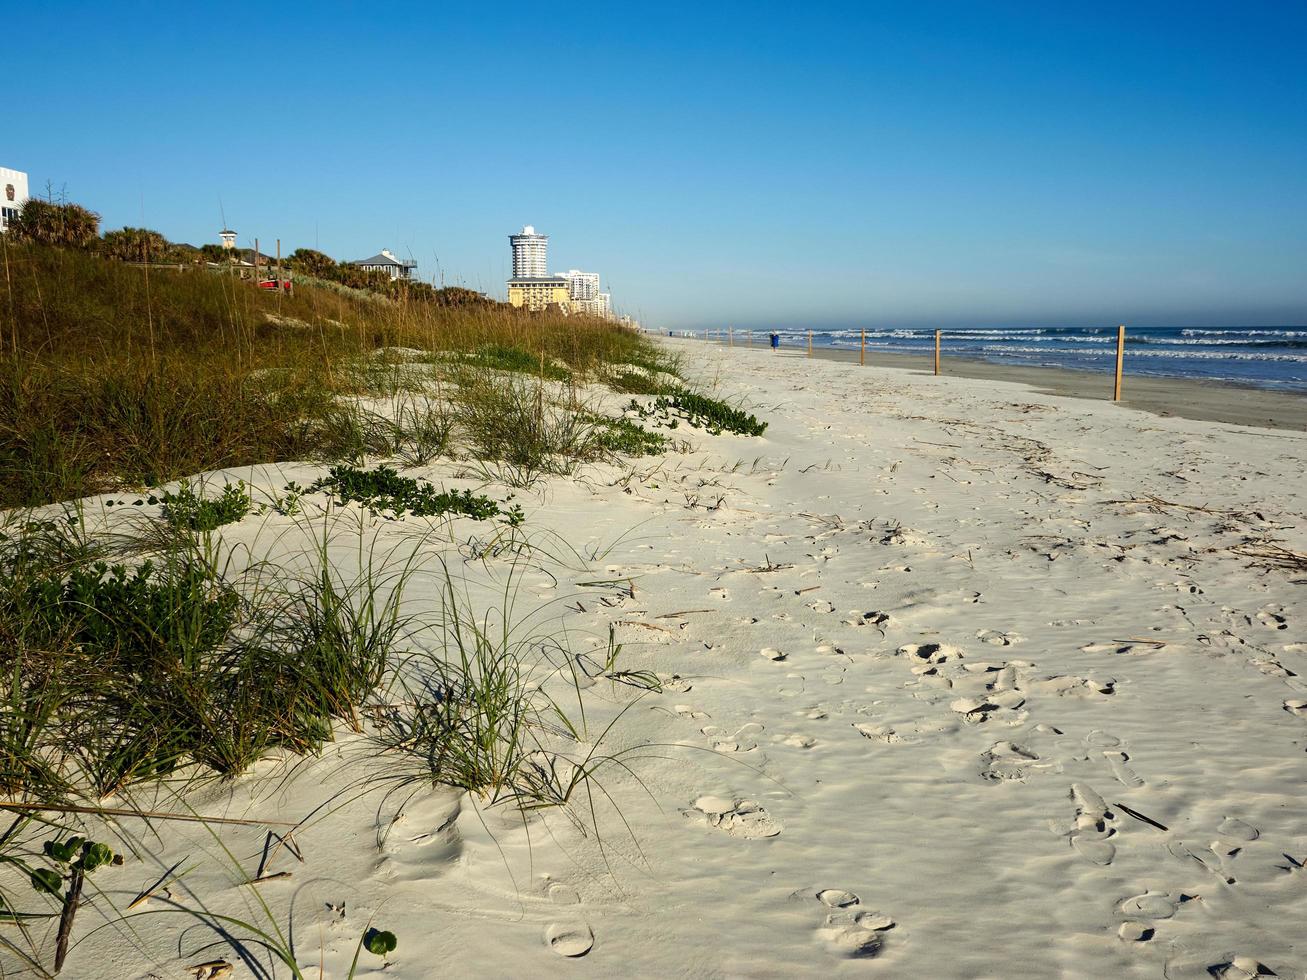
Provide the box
[8,1,1306,329]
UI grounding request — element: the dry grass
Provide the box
[0,243,667,507]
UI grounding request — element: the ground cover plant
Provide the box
[629,388,768,436]
[309,464,522,523]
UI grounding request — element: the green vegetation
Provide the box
[0,514,411,801]
[159,481,252,531]
[457,343,572,381]
[0,239,662,508]
[310,464,521,523]
[592,417,671,457]
[630,388,768,436]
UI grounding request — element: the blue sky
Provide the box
[8,1,1306,329]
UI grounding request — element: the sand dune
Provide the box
[66,339,1307,979]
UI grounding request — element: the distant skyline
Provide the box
[8,1,1306,329]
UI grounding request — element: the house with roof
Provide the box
[348,249,417,281]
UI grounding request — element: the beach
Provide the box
[707,337,1307,431]
[49,338,1307,978]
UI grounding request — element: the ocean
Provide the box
[713,326,1307,391]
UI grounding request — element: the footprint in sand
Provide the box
[684,795,782,839]
[1063,783,1117,866]
[1217,816,1260,841]
[821,665,846,686]
[540,877,593,957]
[1085,732,1145,787]
[980,741,1058,782]
[951,694,1026,725]
[544,922,594,958]
[760,647,787,662]
[777,674,807,697]
[1081,640,1166,656]
[1283,699,1307,718]
[1167,839,1235,885]
[675,704,710,720]
[898,642,964,666]
[810,889,896,958]
[779,733,817,748]
[1118,890,1185,920]
[701,722,764,753]
[1024,673,1117,697]
[1104,750,1145,788]
[845,610,890,629]
[1256,605,1289,630]
[806,599,837,614]
[976,629,1024,646]
[1164,954,1284,979]
[854,722,907,745]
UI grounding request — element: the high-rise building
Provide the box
[0,167,30,233]
[509,225,548,278]
[564,269,600,302]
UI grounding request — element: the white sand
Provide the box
[57,340,1307,979]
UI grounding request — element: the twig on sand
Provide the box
[127,859,186,910]
[615,620,676,634]
[1114,802,1168,831]
[1104,495,1266,523]
[654,609,717,618]
[741,554,794,574]
[1229,542,1307,571]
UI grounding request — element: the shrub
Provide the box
[100,226,171,263]
[5,199,101,249]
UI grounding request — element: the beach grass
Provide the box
[0,243,675,508]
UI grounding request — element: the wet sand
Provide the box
[702,339,1307,432]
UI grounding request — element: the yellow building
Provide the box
[507,276,571,313]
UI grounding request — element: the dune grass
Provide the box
[0,243,674,508]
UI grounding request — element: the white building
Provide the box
[509,225,548,278]
[0,167,30,233]
[564,269,600,302]
[220,229,237,250]
[348,249,418,280]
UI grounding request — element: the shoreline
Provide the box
[691,337,1307,431]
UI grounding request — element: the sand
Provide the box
[723,338,1307,431]
[56,340,1307,979]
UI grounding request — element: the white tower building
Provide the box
[509,225,549,278]
[564,269,600,301]
[1,167,30,233]
[220,229,237,250]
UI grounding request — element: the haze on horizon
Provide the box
[9,1,1306,330]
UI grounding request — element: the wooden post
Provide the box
[807,330,813,357]
[748,330,753,348]
[860,327,866,366]
[934,330,941,375]
[1113,324,1125,401]
[253,237,259,282]
[729,326,734,348]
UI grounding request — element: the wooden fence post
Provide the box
[1113,324,1125,400]
[934,330,941,376]
[729,327,734,348]
[748,330,753,348]
[860,327,866,366]
[808,330,812,357]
